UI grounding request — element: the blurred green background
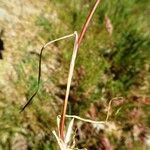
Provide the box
[0,0,149,149]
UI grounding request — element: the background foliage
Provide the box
[0,0,149,149]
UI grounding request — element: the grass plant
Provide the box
[0,0,149,149]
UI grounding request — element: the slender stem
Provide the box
[61,115,106,125]
[44,33,75,48]
[59,32,78,140]
[59,0,101,140]
[77,0,101,47]
[21,33,75,112]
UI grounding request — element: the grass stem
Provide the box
[59,0,101,140]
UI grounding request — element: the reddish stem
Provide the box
[77,0,101,47]
[60,0,101,140]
